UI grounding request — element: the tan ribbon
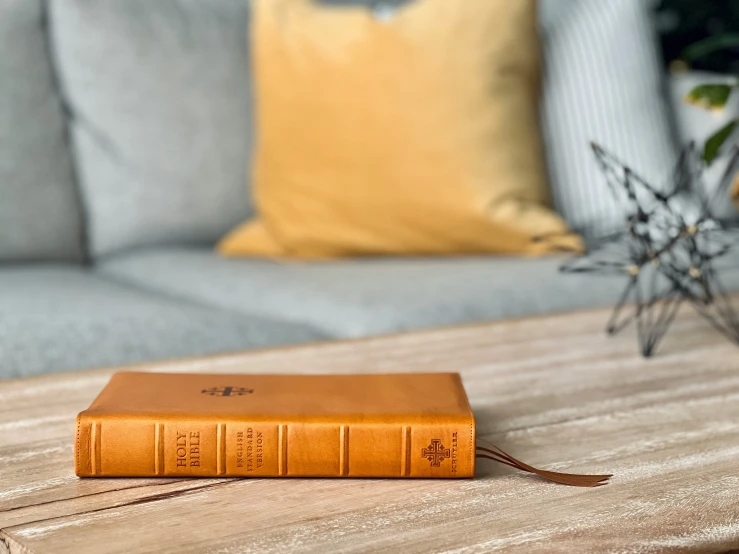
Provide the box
[476,440,611,487]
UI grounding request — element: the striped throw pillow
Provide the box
[539,0,679,238]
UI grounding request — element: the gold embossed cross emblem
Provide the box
[422,439,450,467]
[201,386,253,397]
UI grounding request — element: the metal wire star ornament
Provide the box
[561,142,739,357]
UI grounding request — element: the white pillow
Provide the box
[539,0,679,238]
[669,71,739,221]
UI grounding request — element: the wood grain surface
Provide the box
[1,302,739,553]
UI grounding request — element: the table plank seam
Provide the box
[1,479,241,535]
[0,479,191,519]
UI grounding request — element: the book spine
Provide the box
[75,414,475,478]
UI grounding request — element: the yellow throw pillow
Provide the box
[218,0,583,259]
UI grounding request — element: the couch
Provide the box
[2,0,738,379]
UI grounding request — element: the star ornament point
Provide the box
[561,143,739,357]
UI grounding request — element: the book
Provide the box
[75,372,476,478]
[75,371,612,486]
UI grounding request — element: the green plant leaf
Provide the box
[682,33,739,62]
[684,84,733,110]
[704,119,738,165]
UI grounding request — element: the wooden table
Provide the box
[2,303,739,553]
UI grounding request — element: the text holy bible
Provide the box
[76,372,610,486]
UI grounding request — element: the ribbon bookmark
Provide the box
[475,440,612,487]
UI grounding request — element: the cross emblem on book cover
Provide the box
[201,386,253,397]
[422,439,450,467]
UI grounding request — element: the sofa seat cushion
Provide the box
[98,247,739,339]
[0,266,326,379]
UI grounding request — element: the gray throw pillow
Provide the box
[0,0,84,261]
[49,0,253,258]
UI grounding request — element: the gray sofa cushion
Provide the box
[0,266,326,379]
[49,0,253,258]
[99,247,739,339]
[0,0,83,262]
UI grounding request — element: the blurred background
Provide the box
[1,0,738,380]
[656,0,739,74]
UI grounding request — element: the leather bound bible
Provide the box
[75,372,476,478]
[76,372,611,486]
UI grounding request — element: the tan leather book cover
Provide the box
[75,372,476,478]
